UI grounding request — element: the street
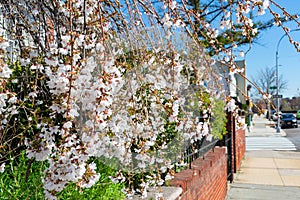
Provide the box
[282,120,300,152]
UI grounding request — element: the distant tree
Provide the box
[251,66,288,97]
[281,99,292,111]
[252,66,288,118]
[287,97,300,110]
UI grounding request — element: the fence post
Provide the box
[232,114,237,173]
[226,111,234,182]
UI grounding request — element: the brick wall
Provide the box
[169,147,227,200]
[167,114,246,200]
[234,128,245,172]
[231,114,246,173]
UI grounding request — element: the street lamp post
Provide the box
[275,29,300,133]
[275,45,280,133]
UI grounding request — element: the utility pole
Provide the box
[275,48,280,133]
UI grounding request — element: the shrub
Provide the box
[0,152,125,200]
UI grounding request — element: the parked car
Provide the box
[272,111,282,121]
[280,113,298,128]
[296,110,300,120]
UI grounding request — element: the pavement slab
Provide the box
[275,158,300,168]
[242,157,277,168]
[227,183,300,200]
[281,175,300,186]
[234,155,300,187]
[235,168,283,185]
[279,169,300,176]
[246,150,300,159]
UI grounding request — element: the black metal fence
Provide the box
[217,132,233,182]
[177,134,233,182]
[183,137,219,169]
[169,112,235,182]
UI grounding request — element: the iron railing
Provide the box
[169,132,233,182]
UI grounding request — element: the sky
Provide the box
[241,0,300,99]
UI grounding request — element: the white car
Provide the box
[272,111,282,121]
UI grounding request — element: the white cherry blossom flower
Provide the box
[0,163,5,173]
[63,121,73,129]
[263,0,270,9]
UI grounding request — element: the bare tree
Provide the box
[252,66,288,119]
[251,66,288,97]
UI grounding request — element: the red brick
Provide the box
[169,169,194,192]
[170,147,229,200]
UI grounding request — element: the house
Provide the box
[213,60,247,104]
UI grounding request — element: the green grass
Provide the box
[0,152,125,200]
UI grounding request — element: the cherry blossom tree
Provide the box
[0,0,299,199]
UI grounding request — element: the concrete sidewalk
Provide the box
[246,114,286,137]
[226,115,300,200]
